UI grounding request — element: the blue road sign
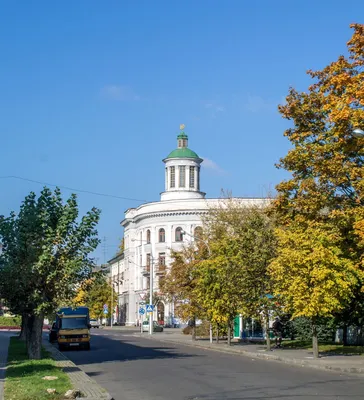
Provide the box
[146,304,154,313]
[103,304,108,314]
[139,308,145,315]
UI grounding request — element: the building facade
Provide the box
[108,127,265,326]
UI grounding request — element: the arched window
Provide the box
[159,228,165,243]
[146,229,151,244]
[194,226,203,239]
[175,227,183,242]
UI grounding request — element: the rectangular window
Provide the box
[179,166,186,187]
[159,252,166,266]
[189,166,195,188]
[170,166,175,188]
[146,253,151,271]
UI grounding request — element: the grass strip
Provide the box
[4,337,72,400]
[282,340,364,355]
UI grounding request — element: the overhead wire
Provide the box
[0,175,147,203]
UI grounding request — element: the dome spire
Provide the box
[177,124,188,148]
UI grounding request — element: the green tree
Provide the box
[73,273,117,321]
[117,237,125,255]
[0,187,100,359]
[199,198,277,347]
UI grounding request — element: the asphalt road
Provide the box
[63,329,363,400]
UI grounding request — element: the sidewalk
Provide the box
[43,340,114,400]
[134,329,364,376]
[0,332,14,400]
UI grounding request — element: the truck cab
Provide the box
[56,307,91,350]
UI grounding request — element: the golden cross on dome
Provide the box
[180,124,185,130]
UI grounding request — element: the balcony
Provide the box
[142,265,151,276]
[155,264,167,275]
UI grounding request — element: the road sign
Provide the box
[139,308,145,315]
[103,304,108,314]
[146,304,154,313]
[139,301,146,306]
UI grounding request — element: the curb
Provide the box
[134,334,364,376]
[43,340,114,400]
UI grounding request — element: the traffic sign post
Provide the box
[139,307,145,333]
[146,304,154,313]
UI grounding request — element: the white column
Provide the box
[175,166,180,189]
[186,166,190,190]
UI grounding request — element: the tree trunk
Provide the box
[342,324,348,346]
[26,313,44,360]
[191,316,196,341]
[216,326,219,344]
[19,313,28,341]
[312,319,319,359]
[227,322,232,346]
[264,310,271,351]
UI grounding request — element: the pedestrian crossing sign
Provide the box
[146,304,154,313]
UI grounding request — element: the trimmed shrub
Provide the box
[0,316,21,327]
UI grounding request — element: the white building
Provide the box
[108,127,266,326]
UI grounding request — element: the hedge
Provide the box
[0,316,21,327]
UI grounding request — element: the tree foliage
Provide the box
[73,274,117,320]
[269,222,359,319]
[198,198,276,346]
[160,245,206,324]
[0,187,100,358]
[271,24,364,356]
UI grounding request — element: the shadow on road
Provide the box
[60,333,201,365]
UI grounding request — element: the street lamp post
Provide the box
[352,128,364,138]
[181,229,213,344]
[132,238,154,335]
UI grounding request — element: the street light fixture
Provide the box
[352,128,364,138]
[131,238,154,335]
[181,229,213,343]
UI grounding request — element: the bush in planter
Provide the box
[0,316,21,327]
[182,326,193,335]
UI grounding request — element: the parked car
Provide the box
[142,321,163,332]
[48,321,58,342]
[90,319,100,328]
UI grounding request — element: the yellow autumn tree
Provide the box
[271,23,364,353]
[160,244,207,340]
[269,222,359,357]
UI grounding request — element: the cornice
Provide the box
[126,210,208,226]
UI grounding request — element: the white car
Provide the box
[142,321,163,332]
[90,319,100,328]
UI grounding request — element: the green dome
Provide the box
[166,148,200,159]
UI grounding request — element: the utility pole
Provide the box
[111,276,113,329]
[149,255,154,335]
[102,236,107,265]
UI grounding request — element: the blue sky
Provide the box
[0,1,361,262]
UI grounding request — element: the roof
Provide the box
[177,131,188,139]
[165,148,200,159]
